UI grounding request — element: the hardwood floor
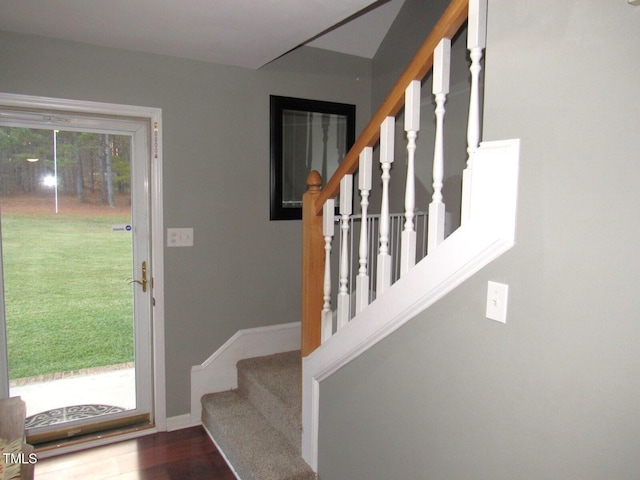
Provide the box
[34,426,236,479]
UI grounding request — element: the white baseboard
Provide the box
[190,322,301,425]
[165,414,198,432]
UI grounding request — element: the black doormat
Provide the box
[25,404,126,428]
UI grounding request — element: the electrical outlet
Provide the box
[486,281,509,324]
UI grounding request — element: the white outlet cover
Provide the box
[486,281,509,324]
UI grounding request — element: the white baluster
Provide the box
[401,80,420,276]
[428,38,451,254]
[337,174,352,330]
[377,116,395,295]
[461,0,487,224]
[321,199,335,343]
[355,147,372,314]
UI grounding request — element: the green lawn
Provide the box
[2,212,134,379]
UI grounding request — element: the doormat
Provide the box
[25,404,126,428]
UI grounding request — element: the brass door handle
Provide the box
[128,261,148,292]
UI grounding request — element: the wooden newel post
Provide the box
[301,170,324,357]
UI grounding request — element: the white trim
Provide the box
[0,92,166,431]
[301,139,520,470]
[202,424,242,480]
[149,109,167,431]
[190,322,301,425]
[0,92,159,122]
[165,414,195,432]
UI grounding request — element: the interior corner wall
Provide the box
[0,33,371,417]
[317,1,640,479]
[371,0,452,109]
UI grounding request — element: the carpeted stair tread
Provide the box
[202,390,315,480]
[237,351,302,452]
[237,351,301,411]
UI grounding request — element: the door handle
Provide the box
[128,261,148,292]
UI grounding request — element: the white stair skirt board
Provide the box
[203,425,242,480]
[190,322,301,426]
[302,139,520,471]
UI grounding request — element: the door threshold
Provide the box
[32,415,154,455]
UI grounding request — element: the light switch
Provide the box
[167,228,194,247]
[486,281,509,324]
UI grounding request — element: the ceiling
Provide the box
[0,0,404,69]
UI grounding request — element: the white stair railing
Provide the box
[428,38,451,254]
[336,175,353,331]
[376,116,395,296]
[355,148,373,314]
[461,0,487,224]
[301,0,517,472]
[322,210,432,338]
[400,80,421,276]
[317,0,487,344]
[321,199,335,343]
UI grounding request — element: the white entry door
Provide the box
[0,94,165,445]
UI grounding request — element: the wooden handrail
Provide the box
[314,0,469,216]
[302,0,470,356]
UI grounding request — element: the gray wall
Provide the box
[0,32,371,417]
[318,1,640,479]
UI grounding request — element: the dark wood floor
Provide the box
[34,426,236,479]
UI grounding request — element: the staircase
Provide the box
[201,351,315,480]
[198,0,520,476]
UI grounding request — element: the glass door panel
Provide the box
[0,121,152,443]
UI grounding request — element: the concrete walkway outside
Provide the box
[11,367,136,418]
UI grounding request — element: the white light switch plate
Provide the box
[167,227,194,247]
[486,281,509,323]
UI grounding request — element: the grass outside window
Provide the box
[2,203,134,379]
